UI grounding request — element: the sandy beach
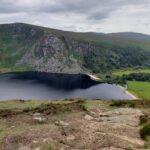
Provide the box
[118,85,138,99]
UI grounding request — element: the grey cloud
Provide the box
[0,0,149,20]
[87,12,109,21]
[0,0,150,34]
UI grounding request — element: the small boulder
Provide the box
[19,146,31,150]
[66,135,75,141]
[85,115,94,121]
[33,113,47,123]
[55,120,69,126]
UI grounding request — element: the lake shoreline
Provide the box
[117,85,138,99]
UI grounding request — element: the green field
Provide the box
[127,81,150,99]
[112,69,150,76]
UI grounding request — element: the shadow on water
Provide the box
[4,71,100,90]
[0,71,133,100]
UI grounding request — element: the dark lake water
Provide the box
[0,72,133,100]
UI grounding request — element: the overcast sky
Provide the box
[0,0,150,34]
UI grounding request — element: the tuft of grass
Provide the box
[140,124,150,139]
[140,115,150,125]
[23,100,87,115]
[110,100,150,108]
[42,144,55,150]
[110,100,135,108]
[124,148,133,150]
[0,99,87,118]
[144,136,150,149]
[31,142,55,150]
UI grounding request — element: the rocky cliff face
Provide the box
[18,32,96,73]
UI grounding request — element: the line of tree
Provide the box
[122,73,150,82]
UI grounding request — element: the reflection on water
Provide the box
[0,72,133,100]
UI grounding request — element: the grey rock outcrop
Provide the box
[18,33,87,73]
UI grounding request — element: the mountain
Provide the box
[0,23,150,74]
[108,32,150,42]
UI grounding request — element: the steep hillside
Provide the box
[0,23,43,70]
[0,23,150,73]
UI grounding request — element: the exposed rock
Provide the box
[18,33,83,73]
[19,146,31,150]
[101,147,123,150]
[55,120,69,126]
[104,108,143,115]
[84,115,94,121]
[66,135,75,141]
[34,148,40,150]
[32,113,47,123]
[98,108,144,126]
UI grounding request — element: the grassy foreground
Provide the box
[128,81,150,99]
[0,99,150,150]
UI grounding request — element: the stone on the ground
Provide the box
[84,115,94,121]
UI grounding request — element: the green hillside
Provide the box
[0,23,43,69]
[0,23,150,74]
